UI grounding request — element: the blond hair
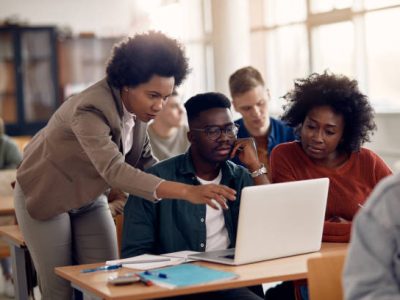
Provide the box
[229,66,265,98]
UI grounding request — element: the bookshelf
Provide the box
[0,25,59,136]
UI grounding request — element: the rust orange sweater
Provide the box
[270,142,392,242]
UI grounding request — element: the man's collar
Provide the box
[237,117,274,141]
[179,150,198,175]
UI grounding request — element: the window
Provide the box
[265,0,306,25]
[253,0,400,113]
[133,0,212,100]
[311,21,354,76]
[365,7,400,110]
[310,0,352,13]
[265,25,309,112]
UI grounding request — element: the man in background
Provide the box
[229,66,296,175]
[147,90,190,161]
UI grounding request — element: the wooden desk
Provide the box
[0,196,14,259]
[0,196,14,216]
[0,225,29,300]
[55,243,348,300]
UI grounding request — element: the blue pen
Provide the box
[137,273,154,286]
[81,264,122,273]
[144,270,168,278]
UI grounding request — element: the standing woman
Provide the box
[14,31,236,300]
[267,71,392,300]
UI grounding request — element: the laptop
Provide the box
[189,178,329,265]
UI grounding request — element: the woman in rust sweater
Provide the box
[270,71,392,243]
[266,71,392,300]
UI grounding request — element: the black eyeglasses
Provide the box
[191,124,239,141]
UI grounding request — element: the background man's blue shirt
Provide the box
[121,151,254,258]
[235,117,296,154]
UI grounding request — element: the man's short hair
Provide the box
[229,66,265,98]
[184,92,231,124]
[106,31,190,89]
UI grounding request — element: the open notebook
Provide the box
[106,250,199,270]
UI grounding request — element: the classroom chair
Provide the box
[0,224,36,300]
[114,213,124,256]
[0,170,17,282]
[307,253,346,300]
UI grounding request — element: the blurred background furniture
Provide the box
[0,25,59,136]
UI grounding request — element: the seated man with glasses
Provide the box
[122,92,268,300]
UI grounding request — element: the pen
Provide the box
[144,270,168,278]
[81,264,122,273]
[138,274,154,286]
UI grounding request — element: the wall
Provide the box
[366,113,400,171]
[0,0,135,36]
[211,0,250,96]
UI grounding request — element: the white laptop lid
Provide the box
[234,178,329,264]
[189,178,329,265]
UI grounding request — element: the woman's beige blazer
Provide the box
[17,79,162,220]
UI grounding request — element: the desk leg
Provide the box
[10,245,29,300]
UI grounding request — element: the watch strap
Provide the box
[250,164,267,178]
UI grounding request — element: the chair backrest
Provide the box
[307,253,346,300]
[114,214,124,256]
[0,170,18,257]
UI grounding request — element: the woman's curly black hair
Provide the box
[281,71,376,153]
[106,31,190,89]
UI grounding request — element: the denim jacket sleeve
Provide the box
[343,175,400,300]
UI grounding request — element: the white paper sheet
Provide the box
[162,250,199,262]
[105,252,199,271]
